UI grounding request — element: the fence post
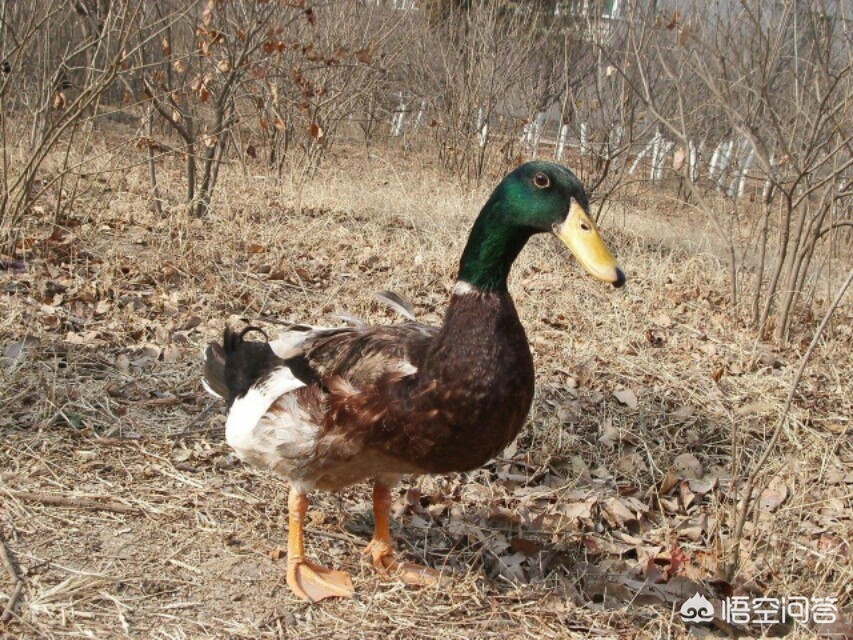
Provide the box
[762,153,776,202]
[715,139,734,190]
[708,141,723,181]
[649,130,662,180]
[555,123,569,160]
[734,146,754,199]
[610,124,624,149]
[530,111,547,156]
[658,140,674,180]
[476,107,488,148]
[629,137,654,175]
[688,140,698,181]
[391,94,406,137]
[413,99,425,132]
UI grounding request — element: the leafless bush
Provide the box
[4,0,848,330]
[561,10,651,221]
[402,2,608,185]
[256,1,411,179]
[410,3,538,182]
[133,0,317,217]
[611,0,852,343]
[0,0,144,252]
[130,1,412,214]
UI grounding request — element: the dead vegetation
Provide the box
[0,130,850,639]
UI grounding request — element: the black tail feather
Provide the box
[227,325,268,352]
[203,326,282,406]
[203,341,229,400]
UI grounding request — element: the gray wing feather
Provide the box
[374,290,416,321]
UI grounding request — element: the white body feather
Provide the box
[200,330,320,485]
[225,366,309,458]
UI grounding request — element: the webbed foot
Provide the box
[287,558,354,603]
[364,539,446,587]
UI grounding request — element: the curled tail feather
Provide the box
[203,326,310,408]
[202,327,269,404]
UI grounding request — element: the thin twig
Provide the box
[0,533,23,623]
[145,104,164,218]
[172,399,219,440]
[4,489,141,514]
[726,268,853,580]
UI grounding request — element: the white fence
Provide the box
[382,99,795,200]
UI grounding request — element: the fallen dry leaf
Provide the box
[613,388,639,409]
[602,497,638,529]
[3,337,38,371]
[758,477,788,512]
[673,453,703,479]
[657,470,679,495]
[615,452,646,475]
[510,537,540,557]
[598,418,620,448]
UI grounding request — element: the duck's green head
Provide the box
[458,161,625,292]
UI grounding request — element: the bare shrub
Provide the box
[612,0,852,343]
[133,0,317,217]
[255,1,411,179]
[0,0,144,252]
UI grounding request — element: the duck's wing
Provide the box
[298,322,437,389]
[203,320,438,411]
[204,321,433,469]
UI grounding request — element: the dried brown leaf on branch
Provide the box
[355,43,375,65]
[308,122,324,141]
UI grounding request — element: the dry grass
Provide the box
[0,132,850,639]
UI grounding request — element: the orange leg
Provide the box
[363,482,444,586]
[286,488,354,603]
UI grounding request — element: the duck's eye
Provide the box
[532,172,550,189]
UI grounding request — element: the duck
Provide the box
[202,161,625,602]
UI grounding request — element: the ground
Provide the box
[0,137,850,639]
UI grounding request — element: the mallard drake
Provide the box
[202,161,624,602]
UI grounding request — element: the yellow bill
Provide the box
[553,200,625,287]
